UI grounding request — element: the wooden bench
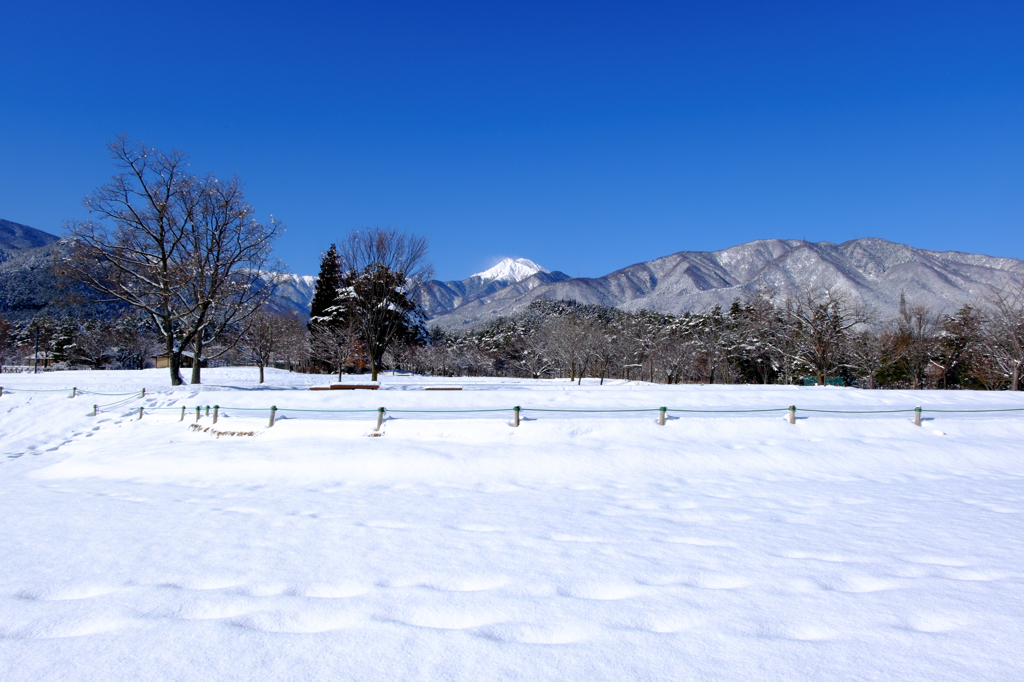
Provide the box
[310,384,380,391]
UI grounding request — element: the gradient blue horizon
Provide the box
[1,1,1022,280]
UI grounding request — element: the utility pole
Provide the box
[33,324,40,374]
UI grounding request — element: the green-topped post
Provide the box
[213,405,219,424]
[914,406,922,426]
[513,406,520,427]
[658,406,666,425]
[788,405,796,424]
[269,406,277,428]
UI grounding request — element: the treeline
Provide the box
[297,279,1024,391]
[0,312,152,371]
[5,271,1022,392]
[399,285,1024,390]
[0,308,306,377]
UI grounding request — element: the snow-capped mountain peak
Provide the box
[472,258,549,283]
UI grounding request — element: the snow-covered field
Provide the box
[1,368,1023,680]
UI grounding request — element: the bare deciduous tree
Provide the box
[308,318,364,382]
[243,308,305,383]
[543,314,593,381]
[181,174,284,384]
[892,294,941,389]
[62,136,281,386]
[983,281,1024,391]
[846,324,885,388]
[0,314,10,372]
[785,284,871,385]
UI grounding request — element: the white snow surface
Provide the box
[2,368,1024,680]
[472,257,549,283]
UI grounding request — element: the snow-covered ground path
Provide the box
[1,369,1023,680]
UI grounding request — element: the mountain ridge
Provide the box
[415,262,571,318]
[425,238,1024,329]
[0,219,61,251]
[3,216,1022,330]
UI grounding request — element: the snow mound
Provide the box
[472,258,549,283]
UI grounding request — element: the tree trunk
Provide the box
[259,364,265,384]
[166,331,183,386]
[1013,363,1020,391]
[190,338,203,385]
[371,357,379,382]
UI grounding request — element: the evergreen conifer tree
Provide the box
[308,244,342,329]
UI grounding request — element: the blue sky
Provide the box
[1,1,1022,280]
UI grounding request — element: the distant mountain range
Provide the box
[416,258,571,318]
[421,239,1024,329]
[4,218,1023,328]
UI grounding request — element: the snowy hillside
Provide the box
[268,273,317,318]
[2,368,1024,680]
[428,238,1024,328]
[0,218,60,251]
[0,243,63,320]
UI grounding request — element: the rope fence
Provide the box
[0,386,145,399]
[3,385,1023,431]
[133,402,1024,430]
